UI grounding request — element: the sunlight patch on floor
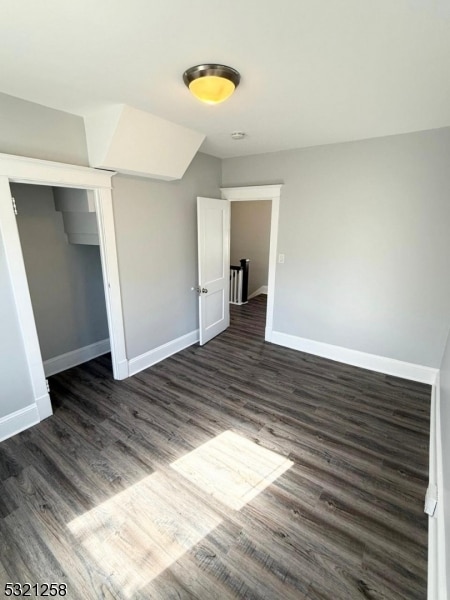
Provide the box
[67,470,222,597]
[67,430,292,597]
[171,430,293,510]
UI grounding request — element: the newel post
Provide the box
[240,258,250,303]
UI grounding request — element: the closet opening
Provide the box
[12,183,111,378]
[0,153,127,433]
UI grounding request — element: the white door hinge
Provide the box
[11,196,17,215]
[46,379,50,393]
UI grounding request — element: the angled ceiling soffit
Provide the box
[84,104,205,181]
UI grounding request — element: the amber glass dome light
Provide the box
[183,64,240,105]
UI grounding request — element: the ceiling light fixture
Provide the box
[183,64,240,105]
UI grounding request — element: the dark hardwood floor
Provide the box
[0,295,430,599]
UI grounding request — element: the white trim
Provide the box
[0,176,52,418]
[0,152,113,188]
[221,185,283,201]
[94,188,128,380]
[248,285,268,300]
[428,377,438,600]
[35,392,52,421]
[427,375,440,600]
[0,152,128,439]
[43,339,111,377]
[128,330,199,377]
[114,359,130,380]
[0,404,40,442]
[271,330,438,384]
[220,185,282,343]
[428,373,448,600]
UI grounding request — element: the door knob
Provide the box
[192,286,208,294]
[202,288,208,294]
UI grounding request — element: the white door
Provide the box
[197,197,230,345]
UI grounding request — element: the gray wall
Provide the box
[439,332,450,598]
[230,201,271,296]
[0,92,88,165]
[223,128,450,368]
[12,184,109,361]
[112,152,222,359]
[0,229,34,417]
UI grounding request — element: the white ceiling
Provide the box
[1,0,450,158]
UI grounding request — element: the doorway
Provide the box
[0,153,127,433]
[230,199,271,303]
[12,183,111,378]
[221,185,282,342]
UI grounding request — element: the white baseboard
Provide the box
[128,330,199,377]
[0,404,40,442]
[271,331,438,385]
[248,286,268,300]
[428,373,449,599]
[43,338,110,377]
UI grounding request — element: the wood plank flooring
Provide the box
[0,295,430,599]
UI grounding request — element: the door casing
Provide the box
[0,153,128,426]
[220,184,282,341]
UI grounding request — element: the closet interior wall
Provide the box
[11,183,109,372]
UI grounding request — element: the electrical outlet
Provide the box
[424,485,437,517]
[278,253,285,264]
